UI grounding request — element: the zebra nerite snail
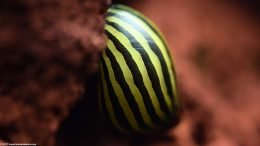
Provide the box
[98,4,181,134]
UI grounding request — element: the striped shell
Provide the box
[99,4,180,134]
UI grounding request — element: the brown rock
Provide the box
[0,0,110,145]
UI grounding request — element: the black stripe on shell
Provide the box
[105,47,150,131]
[100,57,133,132]
[107,11,175,112]
[106,21,171,117]
[106,30,166,127]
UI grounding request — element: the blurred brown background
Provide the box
[0,0,260,146]
[126,0,260,146]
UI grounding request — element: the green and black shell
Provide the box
[98,4,181,134]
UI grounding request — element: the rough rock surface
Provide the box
[0,0,109,145]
